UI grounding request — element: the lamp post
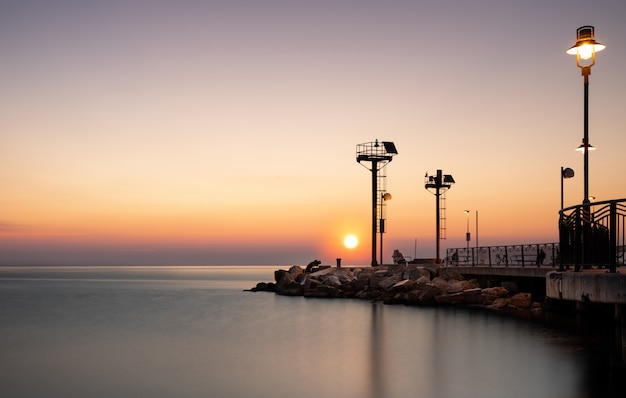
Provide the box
[424,170,455,263]
[379,193,392,265]
[561,167,575,211]
[560,167,575,271]
[566,26,604,207]
[357,140,398,266]
[464,209,470,247]
[567,26,604,271]
[475,210,479,264]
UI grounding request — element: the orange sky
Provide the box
[2,1,626,265]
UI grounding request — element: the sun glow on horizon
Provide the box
[343,235,358,249]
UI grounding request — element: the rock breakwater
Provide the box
[249,264,541,311]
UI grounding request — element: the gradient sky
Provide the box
[1,0,625,266]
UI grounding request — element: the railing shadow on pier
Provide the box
[446,198,626,273]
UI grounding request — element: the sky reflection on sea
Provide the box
[0,266,620,398]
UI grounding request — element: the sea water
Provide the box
[0,266,623,398]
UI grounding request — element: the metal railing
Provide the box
[445,199,626,273]
[559,198,626,273]
[445,243,559,268]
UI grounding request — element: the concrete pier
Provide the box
[545,270,626,303]
[546,270,626,364]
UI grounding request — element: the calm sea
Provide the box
[1,265,624,398]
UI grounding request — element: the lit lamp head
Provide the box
[382,193,392,201]
[566,26,605,70]
[562,167,575,179]
[575,138,596,153]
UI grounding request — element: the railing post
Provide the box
[536,244,540,268]
[504,246,509,267]
[575,207,582,272]
[610,201,617,273]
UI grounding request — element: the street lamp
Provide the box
[567,26,605,271]
[560,167,575,271]
[357,140,398,266]
[566,26,605,206]
[379,192,392,265]
[561,167,575,211]
[464,210,470,251]
[424,170,455,263]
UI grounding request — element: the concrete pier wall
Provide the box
[545,271,626,304]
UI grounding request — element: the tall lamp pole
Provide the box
[424,170,455,263]
[567,26,605,270]
[567,26,604,206]
[357,140,398,266]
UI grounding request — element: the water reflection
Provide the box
[1,267,625,398]
[369,303,385,398]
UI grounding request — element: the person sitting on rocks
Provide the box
[392,249,406,265]
[305,260,321,273]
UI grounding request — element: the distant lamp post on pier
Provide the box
[424,170,455,263]
[561,167,575,211]
[560,167,575,271]
[464,210,470,252]
[357,140,398,266]
[379,192,392,265]
[566,26,605,207]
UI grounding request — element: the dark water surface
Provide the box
[1,266,623,398]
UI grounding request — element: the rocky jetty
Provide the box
[249,264,542,311]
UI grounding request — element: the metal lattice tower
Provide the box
[425,169,455,263]
[357,140,398,266]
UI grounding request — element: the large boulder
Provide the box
[435,292,465,304]
[439,268,464,281]
[404,267,431,281]
[378,274,402,291]
[462,288,483,304]
[289,265,303,277]
[322,274,342,288]
[251,282,276,292]
[389,279,417,293]
[430,277,451,292]
[509,292,533,309]
[490,298,511,310]
[275,270,303,296]
[417,283,443,305]
[304,285,342,298]
[480,287,509,304]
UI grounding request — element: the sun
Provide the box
[343,235,358,249]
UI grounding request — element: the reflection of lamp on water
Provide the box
[379,193,392,265]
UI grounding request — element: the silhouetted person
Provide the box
[537,249,546,265]
[305,260,321,273]
[392,249,406,265]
